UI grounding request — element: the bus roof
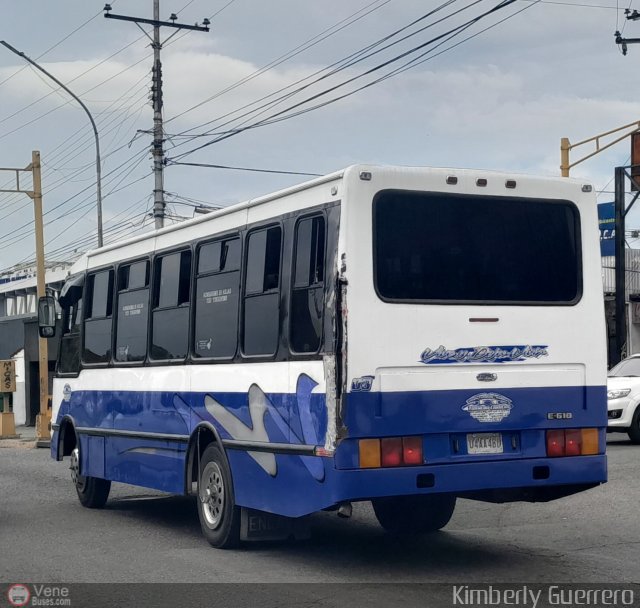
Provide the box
[64,164,591,275]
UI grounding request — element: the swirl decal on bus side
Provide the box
[420,345,549,365]
[203,373,325,482]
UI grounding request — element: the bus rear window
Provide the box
[373,190,581,304]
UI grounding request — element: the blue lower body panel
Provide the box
[50,383,607,518]
[226,454,606,517]
[329,455,606,503]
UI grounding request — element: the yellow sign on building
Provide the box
[1,360,16,393]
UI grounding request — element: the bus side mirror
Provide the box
[38,296,57,338]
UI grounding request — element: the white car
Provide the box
[607,355,640,443]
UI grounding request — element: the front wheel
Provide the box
[372,494,456,534]
[627,407,640,444]
[70,447,111,509]
[197,444,241,549]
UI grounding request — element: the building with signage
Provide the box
[0,262,69,426]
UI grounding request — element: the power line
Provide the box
[168,161,322,177]
[165,0,471,153]
[170,0,521,162]
[0,4,112,90]
[0,145,150,248]
[167,0,457,141]
[164,0,392,126]
[0,34,146,131]
[0,83,150,219]
[520,0,623,8]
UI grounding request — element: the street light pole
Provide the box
[0,40,104,247]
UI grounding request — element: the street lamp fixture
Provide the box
[0,40,104,247]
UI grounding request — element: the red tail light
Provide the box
[546,430,565,457]
[380,438,402,467]
[546,428,599,457]
[402,436,423,465]
[564,429,582,456]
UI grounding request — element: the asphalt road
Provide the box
[0,436,638,586]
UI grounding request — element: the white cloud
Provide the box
[2,0,640,267]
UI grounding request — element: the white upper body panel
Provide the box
[339,165,606,391]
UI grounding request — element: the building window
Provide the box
[115,260,150,362]
[194,237,240,359]
[83,269,114,364]
[243,226,282,356]
[290,216,325,353]
[150,250,192,360]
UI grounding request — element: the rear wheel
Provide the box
[627,407,640,444]
[372,494,456,534]
[70,446,111,509]
[197,444,241,549]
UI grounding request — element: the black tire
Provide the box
[372,494,456,534]
[70,447,111,509]
[628,406,640,444]
[197,444,241,549]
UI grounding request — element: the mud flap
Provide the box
[240,508,311,542]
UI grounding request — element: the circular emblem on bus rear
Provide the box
[462,393,513,423]
[63,384,72,402]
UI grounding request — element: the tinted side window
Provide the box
[198,238,240,275]
[119,260,148,291]
[291,216,325,353]
[151,251,191,360]
[194,237,240,359]
[243,226,281,356]
[83,269,114,364]
[58,280,83,375]
[115,261,150,363]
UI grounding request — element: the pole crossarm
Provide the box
[0,165,34,197]
[0,165,32,172]
[105,12,209,31]
[560,120,640,176]
[0,189,33,196]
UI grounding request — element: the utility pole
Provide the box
[0,151,50,446]
[615,9,640,55]
[104,2,209,230]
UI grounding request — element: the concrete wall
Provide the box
[0,316,28,359]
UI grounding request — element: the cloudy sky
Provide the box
[0,0,639,270]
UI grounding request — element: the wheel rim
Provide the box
[70,447,86,490]
[200,462,225,529]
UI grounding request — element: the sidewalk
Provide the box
[0,425,38,449]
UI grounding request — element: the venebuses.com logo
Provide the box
[6,585,30,607]
[5,584,71,607]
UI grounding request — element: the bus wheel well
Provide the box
[186,426,220,495]
[59,421,77,460]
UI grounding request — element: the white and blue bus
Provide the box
[40,165,608,548]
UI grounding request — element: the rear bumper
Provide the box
[329,455,607,504]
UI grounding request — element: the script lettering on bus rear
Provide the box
[419,344,549,365]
